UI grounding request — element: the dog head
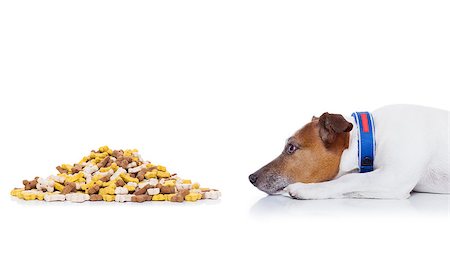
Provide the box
[249,112,353,194]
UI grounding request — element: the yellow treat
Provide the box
[54,182,64,192]
[152,194,166,201]
[61,164,73,170]
[66,172,83,183]
[10,188,24,197]
[23,193,37,201]
[111,163,118,171]
[182,179,192,184]
[156,171,170,178]
[62,164,73,174]
[102,180,117,188]
[121,173,139,184]
[17,191,24,199]
[165,194,175,201]
[102,194,115,202]
[185,193,202,202]
[92,174,103,182]
[99,167,111,173]
[124,185,136,192]
[145,163,155,169]
[192,183,200,189]
[99,146,109,153]
[81,180,96,191]
[99,187,115,195]
[22,191,43,201]
[84,181,102,193]
[144,171,157,179]
[157,165,166,172]
[79,156,89,164]
[37,193,44,201]
[57,173,68,179]
[163,180,175,187]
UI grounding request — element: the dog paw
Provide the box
[284,183,309,200]
[284,182,330,200]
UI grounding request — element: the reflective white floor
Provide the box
[250,192,450,217]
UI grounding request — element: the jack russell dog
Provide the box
[249,104,449,199]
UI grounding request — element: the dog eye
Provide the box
[285,144,298,154]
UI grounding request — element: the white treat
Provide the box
[49,175,65,183]
[84,173,92,183]
[38,185,54,193]
[132,152,144,162]
[138,181,150,189]
[93,169,113,178]
[44,193,65,202]
[176,184,192,191]
[65,193,90,203]
[115,194,134,202]
[110,167,127,181]
[83,164,99,174]
[126,162,137,169]
[147,188,160,195]
[203,190,221,200]
[22,189,42,196]
[128,163,146,173]
[126,182,138,187]
[75,182,85,190]
[148,178,159,187]
[115,187,128,195]
[37,178,55,192]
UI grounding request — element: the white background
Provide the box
[1,1,449,252]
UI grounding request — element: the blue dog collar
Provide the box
[351,112,376,173]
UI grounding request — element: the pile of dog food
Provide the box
[10,146,220,203]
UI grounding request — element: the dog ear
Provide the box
[318,112,353,145]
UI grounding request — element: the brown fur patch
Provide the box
[250,114,352,194]
[283,119,350,183]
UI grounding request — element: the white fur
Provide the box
[285,105,450,199]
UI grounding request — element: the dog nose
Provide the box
[249,173,258,185]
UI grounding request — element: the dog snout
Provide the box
[249,173,258,185]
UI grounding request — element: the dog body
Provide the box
[250,105,449,199]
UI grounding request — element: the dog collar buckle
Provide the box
[352,112,376,173]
